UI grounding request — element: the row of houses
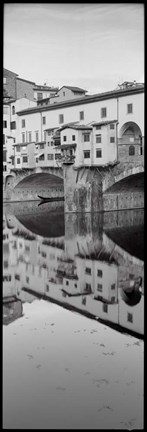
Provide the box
[3,75,144,175]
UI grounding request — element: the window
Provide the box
[83,134,90,142]
[42,251,46,258]
[84,150,90,158]
[44,131,46,141]
[37,92,43,100]
[96,149,102,158]
[26,276,29,283]
[3,165,7,171]
[110,137,115,143]
[48,154,54,160]
[127,312,133,323]
[10,121,16,130]
[35,131,39,142]
[3,134,5,144]
[21,119,25,128]
[85,267,91,275]
[4,261,8,269]
[139,147,143,156]
[46,285,49,292]
[28,132,32,142]
[101,107,107,118]
[127,103,133,114]
[129,145,135,156]
[25,245,30,251]
[96,134,101,143]
[3,150,6,162]
[110,123,114,129]
[17,158,20,164]
[63,91,65,96]
[16,146,20,152]
[22,132,25,143]
[103,303,108,313]
[15,274,20,281]
[39,154,45,161]
[66,280,69,285]
[72,135,75,141]
[111,283,115,290]
[75,283,77,288]
[43,116,46,125]
[96,125,101,130]
[111,296,115,303]
[85,283,91,292]
[3,121,7,128]
[12,106,15,115]
[82,296,86,305]
[40,144,44,149]
[59,114,64,124]
[63,136,67,141]
[97,269,102,277]
[55,154,61,160]
[97,284,103,292]
[80,111,84,120]
[23,156,28,163]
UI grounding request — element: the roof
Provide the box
[13,142,33,147]
[4,68,19,76]
[17,77,35,85]
[34,85,59,91]
[59,123,92,131]
[92,120,118,126]
[59,85,87,93]
[16,83,145,116]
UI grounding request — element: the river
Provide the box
[3,202,144,429]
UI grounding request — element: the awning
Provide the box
[57,144,76,150]
[35,152,44,159]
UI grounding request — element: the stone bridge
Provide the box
[63,161,144,212]
[3,161,144,211]
[4,166,63,202]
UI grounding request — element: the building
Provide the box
[15,81,144,168]
[33,84,59,102]
[3,68,35,100]
[59,120,118,166]
[3,97,37,174]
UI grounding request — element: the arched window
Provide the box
[129,145,135,156]
[12,106,15,115]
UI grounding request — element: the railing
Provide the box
[118,138,141,145]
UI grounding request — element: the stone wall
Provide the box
[103,191,144,211]
[64,165,103,213]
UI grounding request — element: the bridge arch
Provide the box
[103,164,144,193]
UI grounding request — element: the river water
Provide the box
[3,202,144,429]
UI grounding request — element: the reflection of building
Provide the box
[3,296,23,325]
[3,208,144,336]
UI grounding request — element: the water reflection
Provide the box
[3,203,144,338]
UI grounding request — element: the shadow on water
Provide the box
[3,205,144,338]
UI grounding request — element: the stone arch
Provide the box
[119,121,142,141]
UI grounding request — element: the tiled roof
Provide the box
[92,120,118,126]
[59,86,87,93]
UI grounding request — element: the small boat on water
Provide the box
[38,195,64,202]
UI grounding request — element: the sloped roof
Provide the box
[59,86,87,93]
